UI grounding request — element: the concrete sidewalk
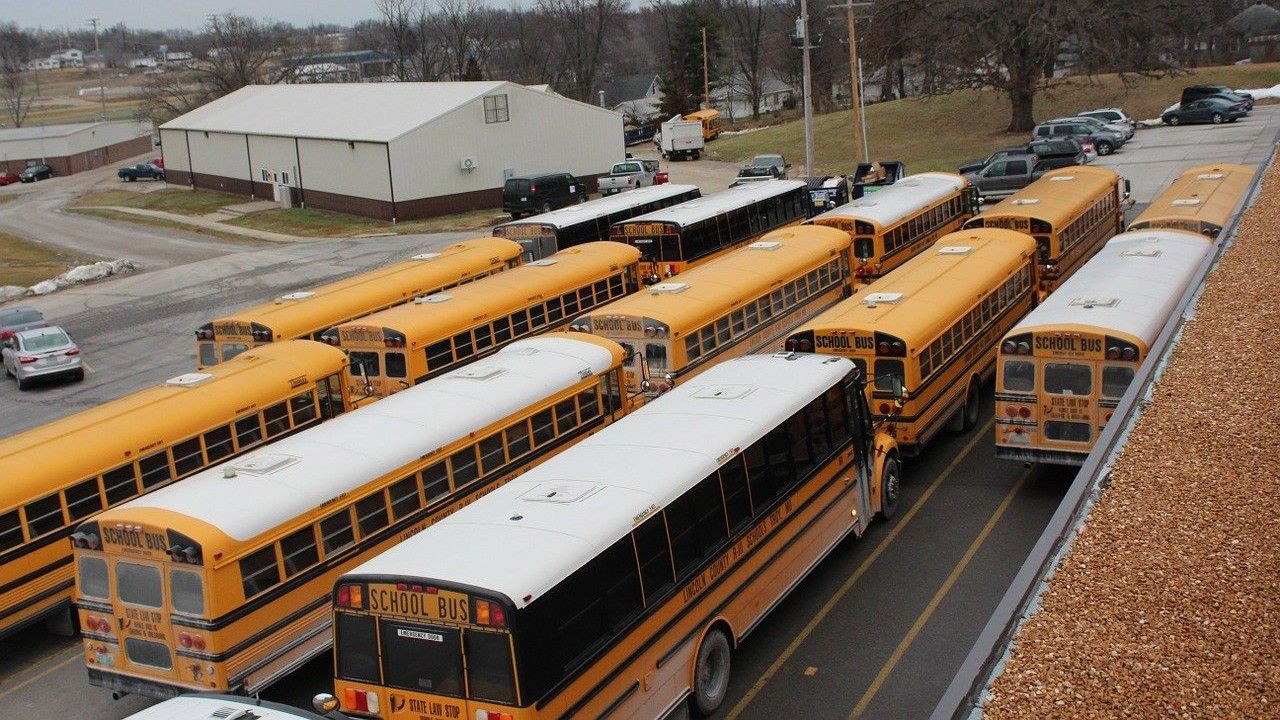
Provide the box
[79,204,307,243]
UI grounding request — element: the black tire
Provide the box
[1211,112,1224,125]
[541,201,552,214]
[878,454,902,520]
[1167,115,1180,126]
[72,368,85,382]
[577,194,586,204]
[1095,140,1113,156]
[127,176,136,182]
[509,212,522,220]
[961,376,980,431]
[691,628,731,716]
[16,377,29,391]
[1229,117,1239,123]
[693,151,701,160]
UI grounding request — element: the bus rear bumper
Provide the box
[995,445,1086,467]
[86,668,207,700]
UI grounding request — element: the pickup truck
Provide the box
[852,160,904,198]
[962,153,1047,201]
[118,162,165,182]
[598,160,658,195]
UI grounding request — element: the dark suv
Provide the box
[1032,120,1125,156]
[503,173,586,218]
[959,139,1084,174]
[18,164,52,183]
[1182,85,1253,111]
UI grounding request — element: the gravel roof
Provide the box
[982,157,1280,717]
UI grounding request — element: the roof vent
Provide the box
[519,481,601,504]
[897,179,920,187]
[453,365,507,381]
[1049,175,1076,182]
[166,372,214,387]
[229,454,298,476]
[1171,198,1202,206]
[693,384,755,400]
[1196,172,1224,180]
[527,259,559,266]
[864,292,904,307]
[852,199,878,207]
[938,246,972,255]
[413,293,452,304]
[277,291,315,302]
[747,241,782,251]
[1069,296,1119,309]
[1121,247,1162,258]
[1012,198,1041,205]
[411,252,442,260]
[649,282,689,295]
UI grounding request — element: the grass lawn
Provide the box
[75,188,244,216]
[710,63,1280,174]
[227,206,509,238]
[0,230,96,287]
[68,208,264,245]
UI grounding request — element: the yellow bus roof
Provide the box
[0,340,347,514]
[1129,163,1255,231]
[576,226,850,333]
[796,229,1035,348]
[973,166,1119,228]
[210,237,522,339]
[336,241,641,343]
[684,109,720,121]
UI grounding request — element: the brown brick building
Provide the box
[0,121,154,176]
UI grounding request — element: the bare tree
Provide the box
[0,23,37,128]
[537,0,627,101]
[429,0,500,80]
[494,7,563,85]
[722,0,776,118]
[377,0,421,80]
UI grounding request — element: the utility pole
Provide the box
[701,27,710,111]
[798,0,814,175]
[86,17,106,121]
[844,4,864,164]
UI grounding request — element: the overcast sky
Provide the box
[5,1,386,31]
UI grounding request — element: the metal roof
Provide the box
[494,184,700,231]
[160,81,540,142]
[619,180,807,228]
[0,121,130,142]
[1005,230,1211,345]
[810,172,968,228]
[345,352,854,607]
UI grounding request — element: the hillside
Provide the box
[709,63,1280,175]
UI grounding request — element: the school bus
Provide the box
[995,229,1211,465]
[317,352,901,720]
[494,184,701,261]
[611,180,810,283]
[324,241,641,402]
[809,172,975,280]
[684,108,722,140]
[963,166,1128,299]
[568,224,853,396]
[0,341,347,640]
[73,335,635,699]
[195,238,522,368]
[786,229,1037,455]
[1127,163,1255,237]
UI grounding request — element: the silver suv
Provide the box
[1032,119,1126,156]
[1079,108,1137,133]
[2,325,84,389]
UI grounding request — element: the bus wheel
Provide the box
[691,628,731,716]
[961,376,981,431]
[878,455,901,520]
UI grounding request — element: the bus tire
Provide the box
[691,627,731,716]
[878,454,901,520]
[961,376,980,431]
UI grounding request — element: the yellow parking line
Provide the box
[82,362,94,374]
[0,649,80,700]
[724,419,994,720]
[846,466,1032,719]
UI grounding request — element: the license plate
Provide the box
[520,197,527,201]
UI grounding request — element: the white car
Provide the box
[125,693,337,719]
[2,325,83,390]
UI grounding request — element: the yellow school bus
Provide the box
[963,166,1128,299]
[0,341,347,640]
[325,241,640,402]
[568,224,853,396]
[995,229,1211,465]
[195,237,522,368]
[611,180,810,283]
[809,172,975,280]
[684,108,722,140]
[317,353,901,720]
[1127,163,1255,237]
[786,229,1036,454]
[73,335,635,699]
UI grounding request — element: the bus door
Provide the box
[212,320,255,364]
[98,525,183,685]
[339,325,391,401]
[588,314,647,393]
[1035,332,1102,449]
[496,224,557,261]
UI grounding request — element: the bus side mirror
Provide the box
[313,693,339,714]
[890,377,906,407]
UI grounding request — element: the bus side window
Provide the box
[203,425,235,464]
[239,545,281,599]
[106,462,143,502]
[64,477,104,522]
[0,511,20,552]
[633,513,674,605]
[422,462,449,503]
[320,508,355,555]
[290,391,318,426]
[718,456,752,530]
[235,414,264,450]
[280,525,320,577]
[263,401,291,437]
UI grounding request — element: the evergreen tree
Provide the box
[657,0,721,117]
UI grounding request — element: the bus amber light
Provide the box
[344,689,379,714]
[337,584,364,609]
[476,599,507,627]
[478,711,514,720]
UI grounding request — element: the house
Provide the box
[1228,3,1280,62]
[23,49,85,71]
[158,81,624,221]
[126,55,159,69]
[593,74,663,122]
[710,73,794,120]
[164,51,194,63]
[289,63,358,84]
[285,51,394,81]
[0,121,153,176]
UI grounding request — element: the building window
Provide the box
[484,94,510,124]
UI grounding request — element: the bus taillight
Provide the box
[178,631,206,651]
[195,323,214,340]
[476,599,507,627]
[336,584,364,609]
[478,711,514,720]
[343,689,379,714]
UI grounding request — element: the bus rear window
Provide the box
[1003,360,1035,392]
[349,352,380,378]
[335,612,381,684]
[465,630,517,704]
[1102,365,1135,399]
[873,360,904,393]
[1044,363,1091,396]
[379,620,464,698]
[117,562,163,608]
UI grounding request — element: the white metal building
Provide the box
[0,120,153,175]
[158,81,625,221]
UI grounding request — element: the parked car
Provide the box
[958,147,1026,175]
[598,160,656,195]
[1079,107,1137,131]
[18,164,52,183]
[963,153,1047,201]
[0,169,19,186]
[654,170,669,185]
[1162,97,1248,126]
[2,325,83,390]
[852,160,905,198]
[1031,120,1125,156]
[1182,85,1253,111]
[502,172,586,218]
[739,154,790,180]
[959,139,1084,175]
[118,162,166,182]
[0,306,46,341]
[1060,114,1134,141]
[151,156,165,169]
